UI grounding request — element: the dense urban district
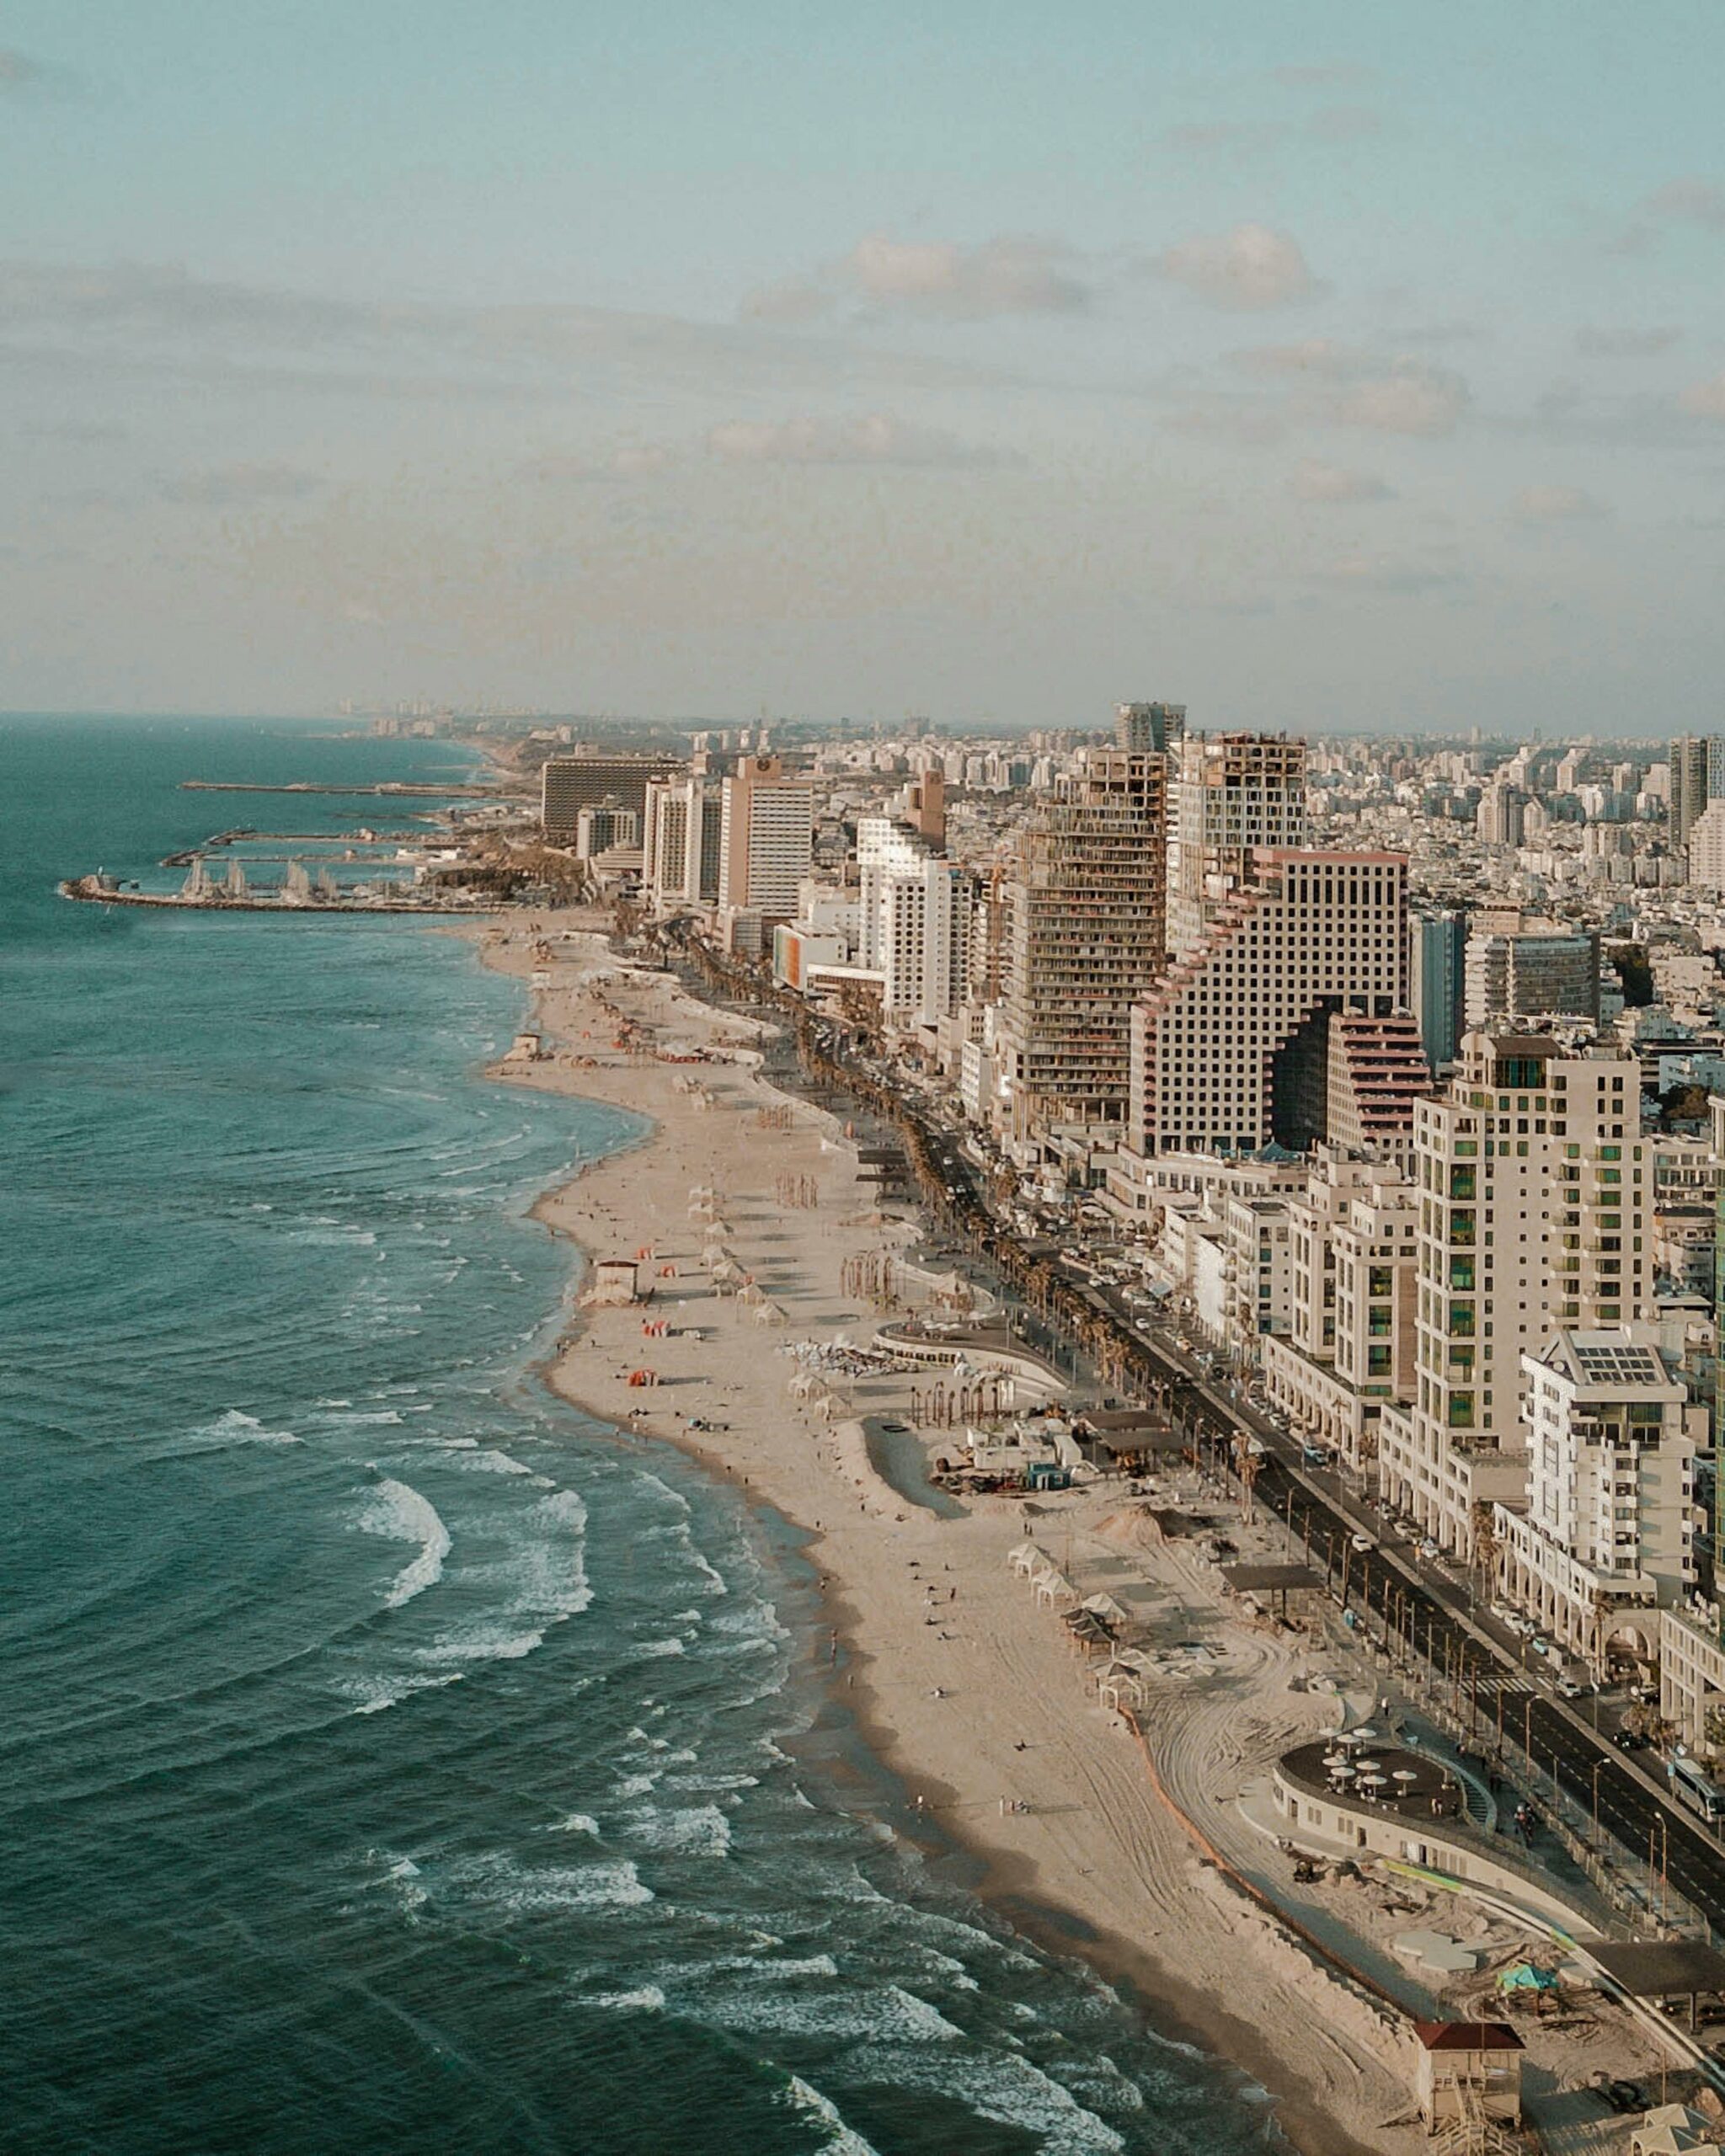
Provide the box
[75,703,1725,2151]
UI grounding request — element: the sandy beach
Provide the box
[473,911,1667,2156]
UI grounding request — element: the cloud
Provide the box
[1309,554,1462,594]
[739,278,835,326]
[706,412,1010,467]
[1510,483,1609,523]
[840,233,1091,317]
[737,233,1092,326]
[516,444,675,483]
[1162,119,1284,154]
[1306,104,1383,141]
[1156,223,1318,309]
[1574,323,1684,357]
[1329,360,1469,435]
[1646,177,1725,230]
[1679,371,1725,419]
[1268,61,1376,88]
[1234,338,1364,377]
[1167,401,1289,446]
[1288,457,1391,503]
[158,462,322,506]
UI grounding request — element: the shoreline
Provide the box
[472,908,1419,2156]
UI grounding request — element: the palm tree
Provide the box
[1469,1500,1498,1612]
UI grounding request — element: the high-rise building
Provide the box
[1167,734,1308,958]
[1669,736,1713,852]
[717,755,814,925]
[1127,851,1407,1158]
[1477,782,1526,850]
[1325,1011,1433,1167]
[1492,1330,1696,1672]
[1262,1152,1419,1474]
[855,815,971,1028]
[643,774,722,909]
[1375,1033,1653,1556]
[540,752,684,843]
[1114,702,1186,755]
[1409,910,1468,1074]
[1463,921,1599,1027]
[997,748,1167,1141]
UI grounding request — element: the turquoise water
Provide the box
[1,716,1282,2156]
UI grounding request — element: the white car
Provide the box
[1553,1676,1589,1700]
[1349,1533,1374,1554]
[1504,1614,1537,1638]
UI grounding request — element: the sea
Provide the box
[0,715,1284,2156]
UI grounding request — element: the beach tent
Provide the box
[1632,2106,1723,2156]
[1007,1542,1047,1577]
[737,1282,766,1306]
[753,1301,788,1326]
[1033,1566,1074,1609]
[1080,1592,1134,1629]
[1095,1658,1147,1710]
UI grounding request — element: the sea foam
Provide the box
[358,1477,451,1609]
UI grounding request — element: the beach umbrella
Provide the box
[1391,1769,1418,1788]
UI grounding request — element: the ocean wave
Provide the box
[456,1449,532,1476]
[358,1477,451,1609]
[343,1670,466,1715]
[778,2076,883,2156]
[703,1982,961,2045]
[451,1854,654,1914]
[843,2048,1126,2156]
[617,1802,731,1858]
[579,1985,665,2014]
[637,1636,686,1658]
[543,1813,599,1837]
[168,1407,302,1451]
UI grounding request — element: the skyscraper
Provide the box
[1114,702,1186,755]
[717,755,814,928]
[643,773,722,910]
[1127,851,1407,1158]
[998,748,1167,1141]
[1375,1033,1652,1556]
[1409,910,1467,1073]
[855,815,971,1029]
[1669,736,1712,853]
[1167,733,1308,958]
[540,752,683,843]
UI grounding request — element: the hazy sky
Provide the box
[7,2,1725,730]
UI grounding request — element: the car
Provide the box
[1419,1538,1442,1560]
[1490,1603,1518,1625]
[1301,1444,1331,1465]
[1349,1533,1375,1554]
[1504,1614,1537,1638]
[1554,1677,1588,1700]
[1614,1728,1651,1752]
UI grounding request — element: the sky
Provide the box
[6,2,1725,732]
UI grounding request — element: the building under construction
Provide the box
[998,747,1167,1146]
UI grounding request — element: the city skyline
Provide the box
[8,4,1725,729]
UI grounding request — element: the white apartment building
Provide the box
[717,755,814,925]
[1493,1329,1697,1673]
[1376,1033,1653,1557]
[855,815,970,1029]
[1167,733,1308,958]
[1262,1153,1418,1474]
[1127,851,1407,1159]
[643,774,721,910]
